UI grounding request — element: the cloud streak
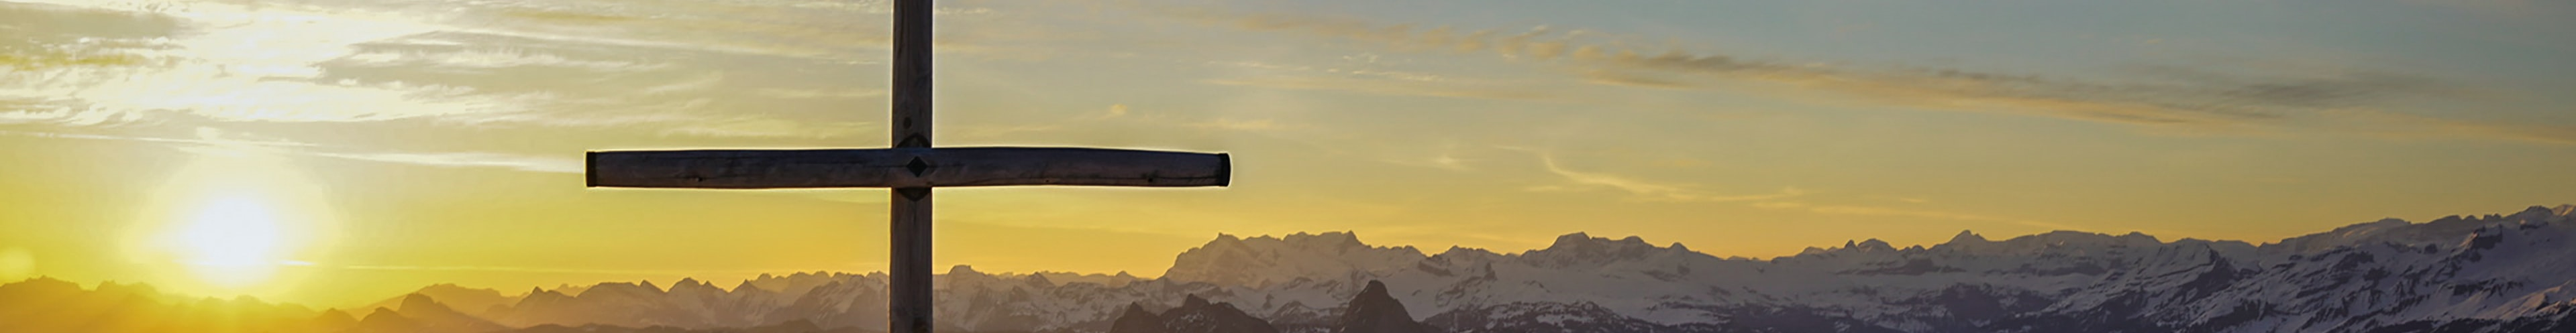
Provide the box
[1152,7,2566,144]
[313,151,582,174]
[1529,153,1804,202]
[1507,147,2070,229]
[1202,75,1547,101]
[1751,201,2078,230]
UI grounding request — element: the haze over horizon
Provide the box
[3,0,2571,307]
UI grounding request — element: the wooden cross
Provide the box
[580,1,1231,332]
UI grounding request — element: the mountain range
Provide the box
[4,204,2573,333]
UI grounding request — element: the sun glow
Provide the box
[126,145,339,298]
[172,194,290,285]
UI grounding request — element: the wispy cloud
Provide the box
[1153,7,2563,144]
[1,125,580,174]
[1751,201,2076,230]
[1508,147,2062,228]
[1,0,907,144]
[2320,109,2576,145]
[336,47,670,72]
[0,5,554,127]
[1580,70,1696,90]
[313,151,581,174]
[1383,153,1476,172]
[1186,118,1293,131]
[952,124,1067,138]
[1527,152,1804,202]
[1208,60,1457,82]
[0,127,313,149]
[754,88,889,99]
[655,117,878,139]
[1104,104,1131,118]
[1197,59,1553,100]
[1204,76,1550,101]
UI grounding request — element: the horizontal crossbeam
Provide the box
[587,147,1229,188]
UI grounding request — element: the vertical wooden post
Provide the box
[888,0,933,332]
[890,188,931,333]
[890,0,931,149]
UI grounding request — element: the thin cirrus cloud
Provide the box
[1751,201,2075,231]
[3,0,888,129]
[1198,61,1547,101]
[1,2,543,126]
[311,151,583,174]
[1202,76,1553,101]
[1512,148,2057,229]
[0,126,577,174]
[0,0,951,171]
[1147,5,2569,145]
[2313,109,2576,145]
[1527,152,1804,203]
[1184,118,1292,131]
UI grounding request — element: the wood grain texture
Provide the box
[586,147,1230,188]
[888,188,931,333]
[888,1,934,332]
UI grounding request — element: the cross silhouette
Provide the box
[581,1,1232,332]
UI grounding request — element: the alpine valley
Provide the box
[6,205,2575,333]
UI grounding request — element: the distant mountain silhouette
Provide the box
[1106,281,1442,333]
[360,284,516,318]
[5,204,2574,333]
[1333,281,1439,333]
[351,293,509,333]
[0,277,336,333]
[1106,294,1280,333]
[497,319,872,333]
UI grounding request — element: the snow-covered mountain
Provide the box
[384,204,2576,333]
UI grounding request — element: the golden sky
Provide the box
[1,0,2571,307]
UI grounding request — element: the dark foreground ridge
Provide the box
[1108,280,1439,333]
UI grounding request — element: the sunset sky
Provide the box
[1,0,2571,307]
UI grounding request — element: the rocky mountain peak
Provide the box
[355,308,415,332]
[1282,231,1368,251]
[1551,232,1596,247]
[362,295,505,333]
[949,265,987,277]
[311,308,358,330]
[1949,230,1990,244]
[1108,293,1280,333]
[398,293,456,314]
[0,276,79,295]
[1854,239,1895,251]
[668,277,725,296]
[1110,304,1168,333]
[1541,232,1659,251]
[2509,205,2571,221]
[1523,232,1688,268]
[1335,280,1438,333]
[1165,232,1427,287]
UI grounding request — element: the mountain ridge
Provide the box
[7,204,2571,333]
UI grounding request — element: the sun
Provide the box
[127,144,339,297]
[170,194,292,286]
